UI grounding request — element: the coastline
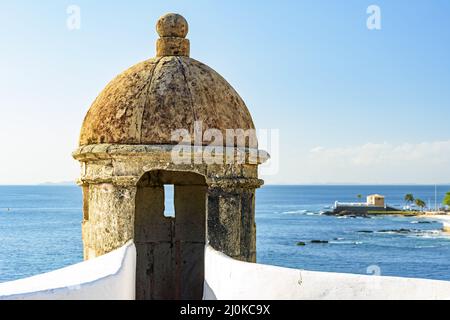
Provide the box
[3,185,449,283]
[419,214,450,233]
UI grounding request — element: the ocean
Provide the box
[1,185,450,283]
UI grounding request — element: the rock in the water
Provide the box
[378,228,412,234]
[311,240,329,244]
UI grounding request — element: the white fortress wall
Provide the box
[0,241,136,300]
[204,245,450,300]
[2,241,450,300]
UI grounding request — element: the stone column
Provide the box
[240,189,257,262]
[207,180,258,262]
[79,172,137,260]
[207,187,242,259]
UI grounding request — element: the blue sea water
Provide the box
[1,185,450,283]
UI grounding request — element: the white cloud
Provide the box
[295,140,450,184]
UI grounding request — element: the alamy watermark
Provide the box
[365,264,382,292]
[170,121,279,176]
[367,265,382,276]
[67,5,81,31]
[367,5,382,30]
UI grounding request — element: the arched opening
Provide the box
[135,170,207,300]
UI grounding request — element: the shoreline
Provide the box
[323,210,450,233]
[418,214,450,233]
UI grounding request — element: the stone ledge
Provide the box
[73,144,270,165]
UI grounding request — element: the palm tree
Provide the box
[443,192,450,209]
[404,194,414,209]
[357,194,363,202]
[415,199,426,212]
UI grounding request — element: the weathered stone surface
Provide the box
[73,145,265,187]
[240,190,257,262]
[82,183,136,258]
[134,171,206,300]
[156,13,189,38]
[80,59,161,145]
[74,13,268,301]
[77,146,263,296]
[79,32,255,146]
[157,38,190,57]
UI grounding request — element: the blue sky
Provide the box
[0,0,449,184]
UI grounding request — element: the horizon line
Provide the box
[0,183,450,187]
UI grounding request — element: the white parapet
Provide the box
[2,242,450,300]
[204,245,450,300]
[0,241,136,300]
[335,202,370,207]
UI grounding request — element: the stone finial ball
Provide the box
[156,13,189,38]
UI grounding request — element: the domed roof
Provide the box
[79,13,255,147]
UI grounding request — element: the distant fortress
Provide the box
[328,194,400,215]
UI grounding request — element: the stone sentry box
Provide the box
[73,14,268,300]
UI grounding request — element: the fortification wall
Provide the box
[0,242,136,300]
[204,246,450,300]
[2,242,450,300]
